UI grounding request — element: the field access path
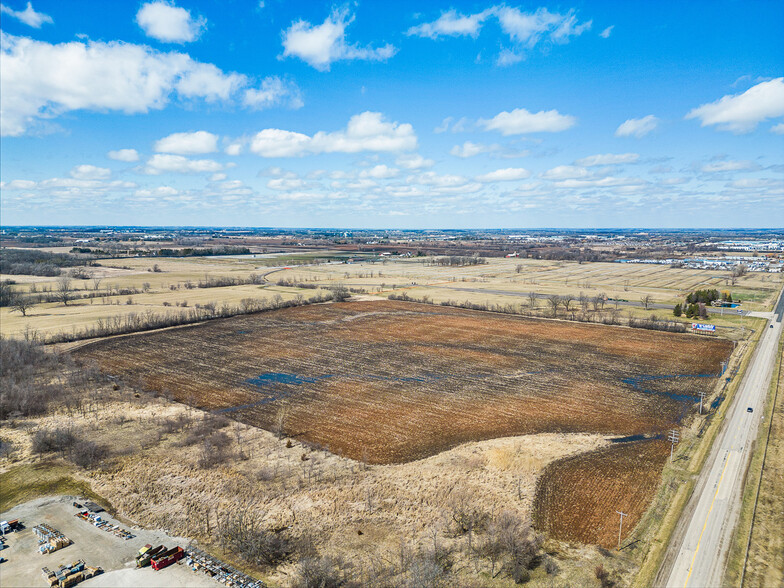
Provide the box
[659,285,784,588]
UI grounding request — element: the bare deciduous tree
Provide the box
[56,276,74,306]
[561,294,574,313]
[641,294,653,310]
[547,294,561,317]
[11,295,32,316]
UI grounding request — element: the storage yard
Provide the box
[0,496,221,588]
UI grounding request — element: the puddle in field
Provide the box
[620,373,715,402]
[246,372,331,387]
[242,369,548,393]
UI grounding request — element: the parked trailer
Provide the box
[136,544,165,567]
[151,546,184,570]
[0,519,20,534]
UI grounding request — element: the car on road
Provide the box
[747,407,753,413]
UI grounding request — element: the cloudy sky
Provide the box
[1,0,782,228]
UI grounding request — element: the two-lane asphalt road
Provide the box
[660,286,783,588]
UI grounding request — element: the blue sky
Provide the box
[1,0,782,228]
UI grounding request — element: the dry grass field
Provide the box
[737,342,784,586]
[3,254,781,341]
[75,300,733,465]
[272,257,783,309]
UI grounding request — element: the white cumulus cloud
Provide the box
[249,112,416,158]
[107,149,140,162]
[406,9,493,39]
[250,129,312,158]
[281,7,396,71]
[541,165,590,180]
[685,78,784,133]
[142,154,223,174]
[476,167,531,182]
[480,108,576,135]
[395,153,434,170]
[497,6,591,47]
[771,123,784,135]
[701,160,759,173]
[136,1,206,43]
[615,115,659,138]
[360,164,399,179]
[0,33,299,136]
[575,153,639,166]
[225,143,243,156]
[409,6,591,64]
[0,2,52,27]
[451,141,499,157]
[154,130,218,154]
[70,164,111,180]
[243,76,303,110]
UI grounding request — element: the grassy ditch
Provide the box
[630,323,764,587]
[724,333,783,587]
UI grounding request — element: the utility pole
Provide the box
[668,429,680,461]
[699,390,707,414]
[616,511,627,548]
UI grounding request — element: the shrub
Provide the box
[71,440,108,468]
[32,427,78,455]
[216,510,292,567]
[292,556,357,588]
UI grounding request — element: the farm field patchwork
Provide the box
[75,300,733,465]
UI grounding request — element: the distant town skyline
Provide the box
[1,0,782,228]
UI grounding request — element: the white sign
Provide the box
[692,323,716,332]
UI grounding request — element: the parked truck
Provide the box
[136,544,165,567]
[151,546,184,570]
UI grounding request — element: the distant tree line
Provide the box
[156,246,251,257]
[0,248,96,276]
[389,292,687,333]
[24,290,340,345]
[427,256,487,267]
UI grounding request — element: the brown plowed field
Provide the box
[533,439,671,547]
[75,300,733,465]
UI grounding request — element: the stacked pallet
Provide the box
[33,524,72,554]
[41,560,102,587]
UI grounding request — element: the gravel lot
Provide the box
[0,495,221,588]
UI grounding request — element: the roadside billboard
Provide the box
[692,323,716,333]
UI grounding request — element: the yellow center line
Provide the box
[684,451,732,588]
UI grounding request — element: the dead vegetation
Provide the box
[75,300,733,465]
[0,301,737,585]
[1,335,613,584]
